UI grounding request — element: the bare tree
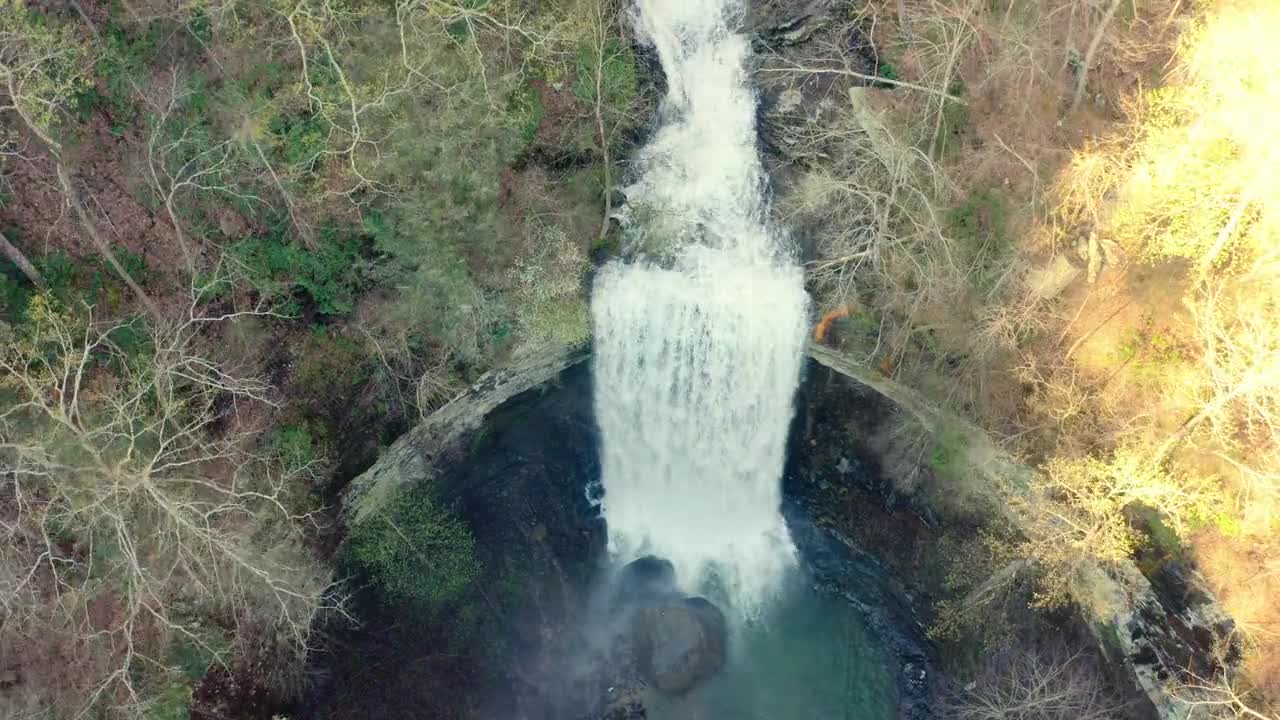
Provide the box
[1173,671,1277,720]
[1,7,160,318]
[0,284,338,715]
[139,69,265,274]
[1069,0,1125,114]
[1158,256,1280,466]
[941,644,1127,720]
[276,0,554,210]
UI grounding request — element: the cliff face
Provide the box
[805,344,1240,720]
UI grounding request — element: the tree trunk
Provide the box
[1070,0,1124,113]
[56,164,162,321]
[0,233,47,290]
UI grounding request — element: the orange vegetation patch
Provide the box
[1194,528,1280,708]
[814,304,850,344]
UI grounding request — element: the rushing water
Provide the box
[591,0,809,608]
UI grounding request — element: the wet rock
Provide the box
[600,698,647,720]
[747,0,840,46]
[632,597,728,695]
[783,502,934,720]
[618,555,679,602]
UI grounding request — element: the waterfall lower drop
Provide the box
[592,0,809,610]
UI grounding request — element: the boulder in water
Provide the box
[632,596,727,695]
[617,555,678,602]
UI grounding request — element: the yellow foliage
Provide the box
[1059,0,1280,269]
[0,1,92,145]
[1023,445,1227,607]
[1049,0,1280,552]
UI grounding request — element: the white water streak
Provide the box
[592,0,809,608]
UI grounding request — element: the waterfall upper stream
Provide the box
[592,0,809,608]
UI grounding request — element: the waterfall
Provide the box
[591,0,809,608]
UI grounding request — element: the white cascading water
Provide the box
[592,0,809,609]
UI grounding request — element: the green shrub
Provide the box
[0,261,34,320]
[290,329,372,428]
[0,246,151,322]
[142,681,193,720]
[932,79,969,159]
[1112,314,1191,387]
[344,483,479,613]
[271,422,327,472]
[366,206,506,366]
[169,629,231,681]
[231,224,369,315]
[509,80,546,145]
[947,188,1010,291]
[266,421,333,511]
[269,111,329,168]
[573,39,639,110]
[93,21,166,128]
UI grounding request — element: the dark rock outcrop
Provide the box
[340,344,590,525]
[617,555,679,601]
[747,0,840,46]
[783,505,934,720]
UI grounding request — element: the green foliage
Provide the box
[366,205,505,365]
[346,28,532,363]
[81,12,216,130]
[269,111,329,168]
[947,188,1010,291]
[231,224,369,315]
[0,244,150,321]
[931,79,969,158]
[573,39,639,110]
[186,8,214,45]
[267,421,332,512]
[344,483,480,613]
[290,329,372,427]
[271,422,327,473]
[927,427,971,481]
[510,80,546,145]
[0,241,35,320]
[516,297,590,348]
[93,21,164,127]
[1130,503,1188,562]
[105,317,153,364]
[142,681,193,720]
[1113,314,1190,386]
[948,189,1007,248]
[507,223,590,352]
[169,629,231,681]
[0,3,92,140]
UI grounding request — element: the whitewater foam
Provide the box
[592,0,808,609]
